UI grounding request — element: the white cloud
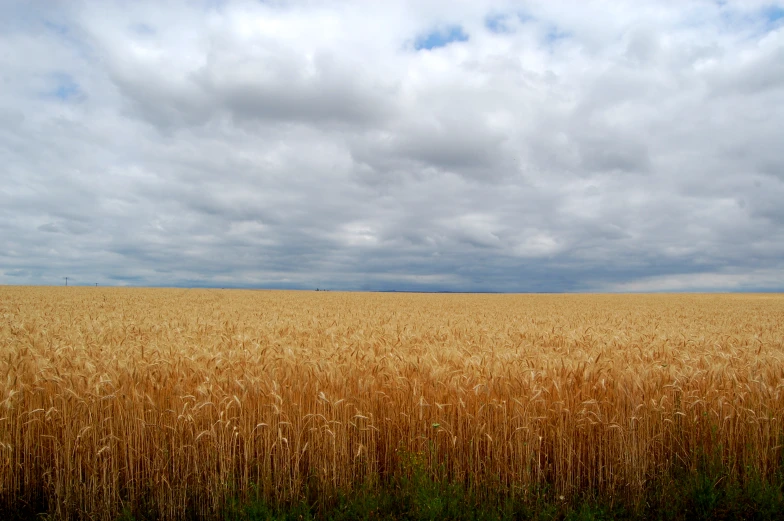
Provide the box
[605,268,784,292]
[0,0,783,291]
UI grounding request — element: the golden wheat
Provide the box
[1,287,783,519]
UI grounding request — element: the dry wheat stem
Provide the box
[1,288,783,520]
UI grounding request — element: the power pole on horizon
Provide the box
[64,277,68,286]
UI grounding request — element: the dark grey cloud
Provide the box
[1,0,783,292]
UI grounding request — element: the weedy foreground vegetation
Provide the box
[1,287,784,520]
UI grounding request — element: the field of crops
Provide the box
[2,287,784,519]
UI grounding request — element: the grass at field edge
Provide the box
[7,452,784,521]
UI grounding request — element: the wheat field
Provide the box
[1,287,783,519]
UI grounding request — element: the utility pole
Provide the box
[64,277,68,286]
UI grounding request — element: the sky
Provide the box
[1,0,783,293]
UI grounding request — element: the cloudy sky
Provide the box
[1,0,783,292]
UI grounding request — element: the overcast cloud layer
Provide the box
[1,0,783,292]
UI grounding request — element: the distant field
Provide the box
[2,287,784,520]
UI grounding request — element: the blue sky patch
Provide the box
[46,73,81,101]
[130,22,156,36]
[485,14,510,34]
[44,20,69,36]
[763,5,784,24]
[518,12,535,24]
[415,25,469,50]
[545,26,570,45]
[485,12,534,34]
[717,3,784,33]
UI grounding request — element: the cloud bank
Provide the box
[1,0,783,292]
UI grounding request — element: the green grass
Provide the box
[218,473,784,521]
[217,452,784,521]
[5,451,784,520]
